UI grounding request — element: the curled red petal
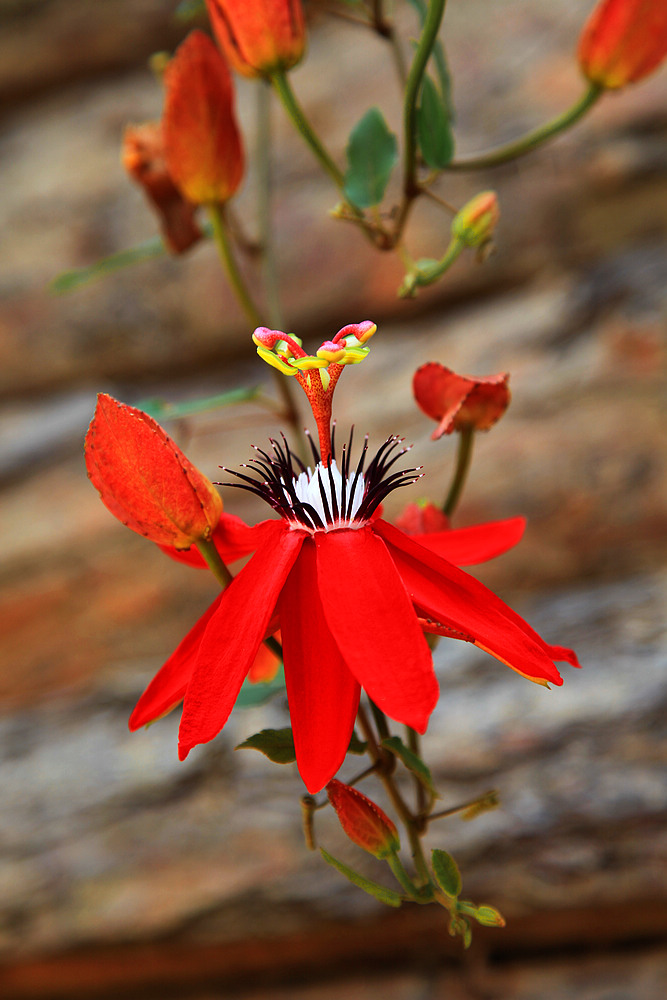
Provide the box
[315,527,439,733]
[374,519,570,687]
[415,516,526,566]
[280,540,360,792]
[178,522,304,759]
[413,363,510,438]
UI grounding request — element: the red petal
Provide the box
[163,30,244,204]
[279,540,360,792]
[415,516,526,566]
[315,527,439,733]
[129,592,223,730]
[85,393,222,548]
[374,520,570,687]
[178,522,304,759]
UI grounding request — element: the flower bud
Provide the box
[327,779,400,859]
[85,394,222,550]
[451,191,499,248]
[413,363,510,439]
[122,121,202,253]
[394,501,450,535]
[578,0,667,89]
[163,30,244,205]
[206,0,306,78]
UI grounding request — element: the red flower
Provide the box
[130,431,578,793]
[413,363,510,440]
[122,121,202,253]
[206,0,306,78]
[163,30,244,205]
[578,0,667,89]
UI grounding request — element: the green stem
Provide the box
[369,699,391,741]
[356,705,431,886]
[386,852,431,902]
[271,70,345,189]
[406,726,427,816]
[398,236,463,297]
[196,538,233,588]
[208,202,263,328]
[446,83,603,171]
[443,425,474,517]
[402,0,449,198]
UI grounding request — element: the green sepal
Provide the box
[431,848,462,898]
[417,74,454,168]
[343,108,398,208]
[320,848,403,907]
[381,736,439,800]
[234,666,286,709]
[236,727,296,764]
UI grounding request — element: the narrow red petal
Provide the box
[279,539,361,793]
[129,593,223,730]
[178,522,304,759]
[415,516,526,566]
[315,527,439,733]
[374,520,569,686]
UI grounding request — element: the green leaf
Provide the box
[343,108,398,208]
[49,220,213,295]
[381,736,439,799]
[137,386,262,421]
[431,848,462,898]
[320,849,403,907]
[236,727,296,764]
[234,666,286,709]
[417,74,454,168]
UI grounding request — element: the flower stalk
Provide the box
[443,425,475,516]
[446,83,603,171]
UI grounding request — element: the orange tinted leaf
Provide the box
[163,30,244,204]
[85,393,222,548]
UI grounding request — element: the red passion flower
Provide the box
[131,427,578,793]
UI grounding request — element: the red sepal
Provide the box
[415,516,526,566]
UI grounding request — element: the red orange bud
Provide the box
[451,191,499,248]
[394,500,450,535]
[327,779,400,859]
[206,0,306,78]
[413,363,510,439]
[578,0,667,89]
[85,394,222,549]
[163,30,244,205]
[122,121,202,253]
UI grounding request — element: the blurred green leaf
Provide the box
[236,727,296,764]
[382,736,439,799]
[175,0,207,22]
[431,848,462,898]
[320,848,403,907]
[406,0,455,122]
[344,108,398,208]
[138,386,262,421]
[417,74,454,168]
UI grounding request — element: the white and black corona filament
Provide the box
[220,428,423,533]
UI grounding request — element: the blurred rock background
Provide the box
[0,0,665,997]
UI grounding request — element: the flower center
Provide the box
[221,429,422,533]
